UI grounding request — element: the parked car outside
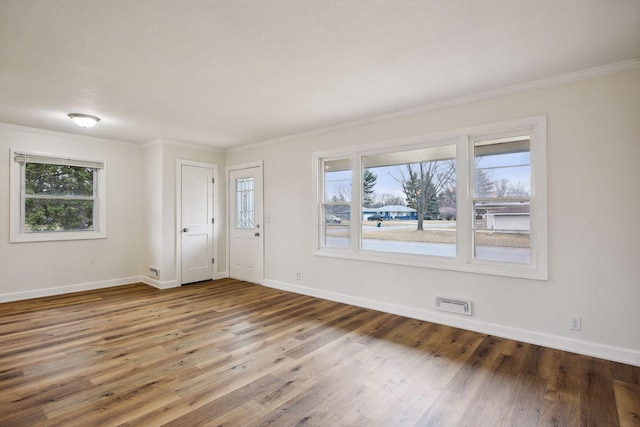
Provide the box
[326,214,342,223]
[367,214,385,221]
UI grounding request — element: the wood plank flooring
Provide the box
[0,279,638,426]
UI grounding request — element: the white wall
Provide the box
[142,141,164,282]
[0,129,227,299]
[226,68,640,365]
[0,124,145,300]
[145,140,226,286]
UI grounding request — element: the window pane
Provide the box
[24,199,95,232]
[324,159,351,202]
[473,201,530,263]
[25,163,94,197]
[474,166,530,197]
[235,178,254,229]
[320,159,352,249]
[321,205,350,248]
[474,138,530,197]
[361,144,456,257]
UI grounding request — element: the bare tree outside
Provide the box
[335,185,351,202]
[392,160,456,230]
[371,193,406,208]
[494,178,528,197]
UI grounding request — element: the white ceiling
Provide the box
[1,1,639,149]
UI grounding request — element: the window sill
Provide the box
[313,248,547,280]
[10,230,107,243]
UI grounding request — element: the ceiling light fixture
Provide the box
[68,113,101,128]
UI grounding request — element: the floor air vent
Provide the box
[436,296,472,316]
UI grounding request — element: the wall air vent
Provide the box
[435,296,472,316]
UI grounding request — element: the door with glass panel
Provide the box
[228,166,263,283]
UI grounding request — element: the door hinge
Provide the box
[212,218,214,224]
[212,178,215,184]
[212,258,215,264]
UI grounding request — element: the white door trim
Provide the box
[176,159,219,286]
[226,161,264,283]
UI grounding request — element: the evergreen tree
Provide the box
[424,182,440,220]
[474,168,494,197]
[362,169,377,207]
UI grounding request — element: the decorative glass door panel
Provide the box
[235,177,255,229]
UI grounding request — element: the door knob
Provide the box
[254,232,260,237]
[182,228,189,232]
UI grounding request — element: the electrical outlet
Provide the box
[570,316,582,331]
[296,272,301,280]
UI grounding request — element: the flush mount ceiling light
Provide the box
[68,113,101,128]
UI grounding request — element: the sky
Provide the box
[325,150,531,203]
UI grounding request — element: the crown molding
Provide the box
[0,121,142,148]
[228,58,640,153]
[142,137,225,153]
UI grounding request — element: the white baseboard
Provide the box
[140,277,179,289]
[263,279,640,367]
[143,272,227,288]
[0,273,228,302]
[0,276,142,303]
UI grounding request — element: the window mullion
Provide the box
[472,196,529,204]
[457,135,471,263]
[93,169,99,230]
[19,162,26,234]
[352,153,362,253]
[322,201,352,207]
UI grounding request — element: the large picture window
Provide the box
[361,144,457,257]
[11,151,107,242]
[313,116,547,279]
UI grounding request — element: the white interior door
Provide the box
[229,166,263,283]
[181,164,214,284]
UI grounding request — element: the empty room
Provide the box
[1,1,639,426]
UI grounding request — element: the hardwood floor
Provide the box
[0,279,638,426]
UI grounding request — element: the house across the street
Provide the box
[363,205,417,220]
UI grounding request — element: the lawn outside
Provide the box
[327,220,529,248]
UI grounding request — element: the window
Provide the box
[10,151,107,242]
[472,134,531,264]
[361,144,457,257]
[319,158,352,249]
[313,116,547,279]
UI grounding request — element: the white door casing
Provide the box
[180,164,214,284]
[228,165,263,283]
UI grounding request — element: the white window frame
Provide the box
[318,155,353,249]
[10,150,108,242]
[312,115,547,280]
